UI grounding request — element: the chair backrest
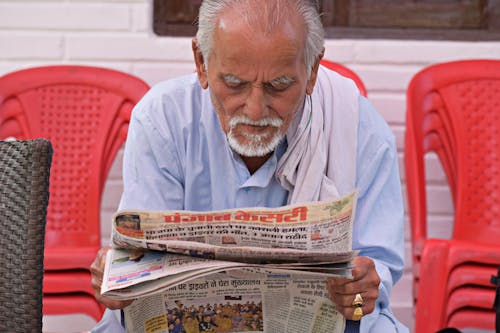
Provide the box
[320,59,368,97]
[406,59,500,246]
[0,65,150,248]
[0,139,52,332]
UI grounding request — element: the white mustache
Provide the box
[229,115,283,128]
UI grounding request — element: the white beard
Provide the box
[227,115,285,157]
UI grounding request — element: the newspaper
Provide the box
[123,272,345,333]
[101,249,354,300]
[101,191,358,333]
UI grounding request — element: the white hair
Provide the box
[196,0,324,76]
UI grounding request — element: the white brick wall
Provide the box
[1,1,499,331]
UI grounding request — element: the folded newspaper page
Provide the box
[102,191,358,333]
[101,249,354,300]
[123,272,346,333]
[111,191,357,264]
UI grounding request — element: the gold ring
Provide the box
[352,306,363,321]
[352,293,364,308]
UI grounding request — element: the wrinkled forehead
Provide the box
[211,14,306,72]
[217,0,305,37]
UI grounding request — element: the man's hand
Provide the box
[90,246,135,310]
[326,256,380,321]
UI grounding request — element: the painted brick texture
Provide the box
[1,1,499,332]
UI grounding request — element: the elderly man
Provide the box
[90,0,408,332]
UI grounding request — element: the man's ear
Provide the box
[306,48,324,95]
[192,38,208,89]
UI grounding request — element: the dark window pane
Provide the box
[153,0,202,36]
[321,0,486,29]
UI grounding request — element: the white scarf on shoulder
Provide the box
[276,65,360,203]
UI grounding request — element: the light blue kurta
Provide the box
[92,72,408,333]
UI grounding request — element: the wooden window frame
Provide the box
[153,0,500,41]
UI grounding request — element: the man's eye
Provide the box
[265,82,290,92]
[225,81,245,89]
[222,75,246,89]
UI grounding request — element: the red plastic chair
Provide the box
[43,293,104,322]
[320,59,367,97]
[0,65,150,320]
[405,59,500,333]
[447,308,494,331]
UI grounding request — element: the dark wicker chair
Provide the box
[0,139,52,332]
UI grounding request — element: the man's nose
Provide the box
[244,86,269,120]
